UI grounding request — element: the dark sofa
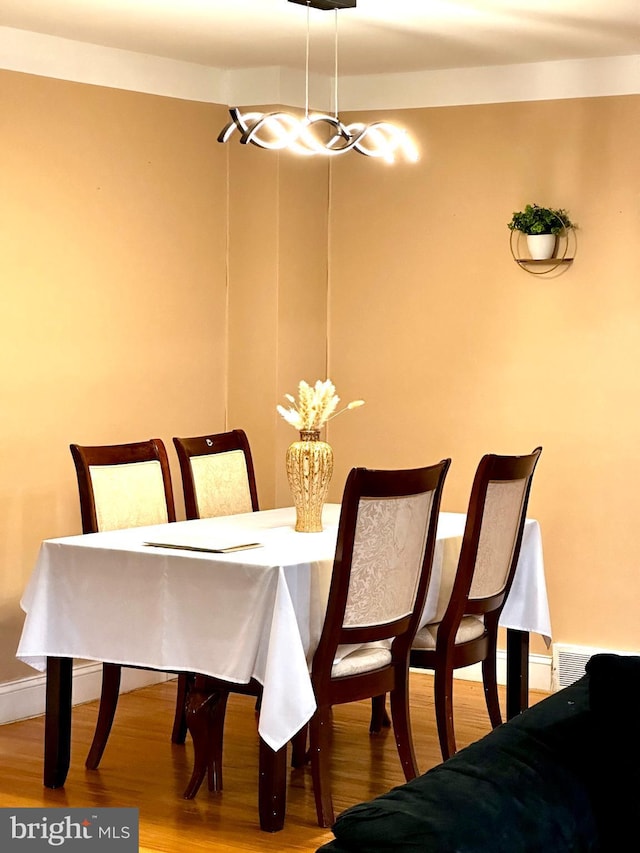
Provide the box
[317,654,640,853]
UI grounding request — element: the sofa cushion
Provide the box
[586,652,640,726]
[317,675,599,853]
[584,653,640,851]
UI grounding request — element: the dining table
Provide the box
[17,503,551,831]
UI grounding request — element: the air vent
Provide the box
[551,644,637,691]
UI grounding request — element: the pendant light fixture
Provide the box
[217,0,418,163]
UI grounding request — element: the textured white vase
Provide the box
[526,233,556,260]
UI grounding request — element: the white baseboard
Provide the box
[1,651,553,727]
[0,663,172,726]
[411,650,552,692]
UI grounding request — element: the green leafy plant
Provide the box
[507,204,575,235]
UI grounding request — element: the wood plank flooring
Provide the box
[0,673,547,852]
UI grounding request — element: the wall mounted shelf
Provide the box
[514,257,574,275]
[514,258,573,264]
[509,230,577,276]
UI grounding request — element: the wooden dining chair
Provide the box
[407,447,542,762]
[182,459,451,828]
[172,429,259,520]
[69,438,190,768]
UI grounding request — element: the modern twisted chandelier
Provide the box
[217,0,418,163]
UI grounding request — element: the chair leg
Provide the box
[291,723,309,767]
[389,675,419,781]
[369,694,392,733]
[171,673,193,745]
[183,677,228,799]
[86,663,121,769]
[433,661,457,761]
[207,691,228,792]
[310,705,335,828]
[482,622,503,729]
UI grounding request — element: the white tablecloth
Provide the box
[17,505,550,752]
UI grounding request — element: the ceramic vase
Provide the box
[286,429,333,532]
[526,233,556,260]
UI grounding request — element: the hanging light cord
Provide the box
[305,1,311,118]
[307,4,339,120]
[333,9,339,120]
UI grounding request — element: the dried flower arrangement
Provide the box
[277,379,364,432]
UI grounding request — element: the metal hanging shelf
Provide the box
[509,230,576,276]
[515,257,574,266]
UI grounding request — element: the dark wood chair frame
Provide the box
[69,438,190,768]
[407,447,542,761]
[172,429,259,520]
[182,459,451,829]
[173,428,262,715]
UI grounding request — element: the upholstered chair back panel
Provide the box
[190,450,253,518]
[90,460,169,532]
[470,478,527,600]
[343,490,434,629]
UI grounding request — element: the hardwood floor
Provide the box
[0,673,547,852]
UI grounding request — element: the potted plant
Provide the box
[507,203,575,260]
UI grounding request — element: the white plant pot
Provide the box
[526,233,556,260]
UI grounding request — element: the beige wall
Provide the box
[1,66,639,685]
[327,96,640,655]
[0,71,231,680]
[0,72,330,684]
[226,138,329,507]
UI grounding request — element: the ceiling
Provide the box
[1,0,639,77]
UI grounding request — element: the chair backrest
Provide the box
[441,447,542,630]
[311,460,451,679]
[172,429,259,520]
[70,439,176,533]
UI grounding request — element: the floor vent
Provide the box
[551,644,637,691]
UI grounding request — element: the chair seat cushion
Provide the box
[412,615,484,650]
[331,646,392,678]
[317,675,600,853]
